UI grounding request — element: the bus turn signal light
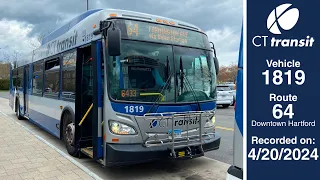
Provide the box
[109,13,117,17]
[112,138,119,142]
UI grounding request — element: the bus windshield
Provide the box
[108,40,217,103]
[108,20,216,103]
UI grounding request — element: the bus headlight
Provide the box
[204,116,216,128]
[109,121,137,135]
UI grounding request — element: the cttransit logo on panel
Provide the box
[252,3,315,48]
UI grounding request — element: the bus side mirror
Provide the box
[210,42,214,50]
[210,42,219,75]
[107,27,121,56]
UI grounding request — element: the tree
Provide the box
[0,50,21,69]
[11,51,20,62]
[29,30,54,49]
[217,63,238,83]
[2,52,11,63]
[29,33,45,49]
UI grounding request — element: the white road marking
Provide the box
[216,126,234,131]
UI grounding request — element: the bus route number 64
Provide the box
[124,106,144,113]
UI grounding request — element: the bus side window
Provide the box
[44,58,60,99]
[62,50,76,101]
[32,61,44,96]
[17,67,24,91]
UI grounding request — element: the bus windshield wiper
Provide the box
[178,56,202,111]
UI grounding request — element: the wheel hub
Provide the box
[65,123,75,145]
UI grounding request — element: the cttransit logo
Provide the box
[252,3,315,48]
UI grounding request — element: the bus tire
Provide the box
[15,100,24,120]
[63,112,78,157]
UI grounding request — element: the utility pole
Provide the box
[86,0,89,10]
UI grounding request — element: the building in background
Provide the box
[0,63,10,79]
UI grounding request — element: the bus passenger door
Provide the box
[75,45,94,157]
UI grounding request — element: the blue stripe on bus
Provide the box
[238,26,243,69]
[97,41,102,108]
[235,26,243,135]
[96,41,103,159]
[97,137,103,159]
[235,69,243,135]
[110,101,216,116]
[28,109,60,138]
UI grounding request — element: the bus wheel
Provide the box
[15,100,24,120]
[63,113,78,157]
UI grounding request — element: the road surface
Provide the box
[206,106,235,165]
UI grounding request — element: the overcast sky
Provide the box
[0,0,242,66]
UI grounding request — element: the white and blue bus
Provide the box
[9,9,221,166]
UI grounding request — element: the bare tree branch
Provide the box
[29,30,54,49]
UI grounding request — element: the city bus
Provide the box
[9,9,221,166]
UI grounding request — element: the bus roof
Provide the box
[17,9,205,67]
[42,8,203,45]
[41,9,104,45]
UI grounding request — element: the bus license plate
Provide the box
[168,129,182,139]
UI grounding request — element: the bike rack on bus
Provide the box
[142,111,215,158]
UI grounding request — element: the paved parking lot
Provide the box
[206,106,235,165]
[0,91,8,99]
[0,97,231,180]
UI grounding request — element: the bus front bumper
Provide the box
[105,133,221,166]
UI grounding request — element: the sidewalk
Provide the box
[0,110,94,180]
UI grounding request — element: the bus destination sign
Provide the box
[117,20,210,49]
